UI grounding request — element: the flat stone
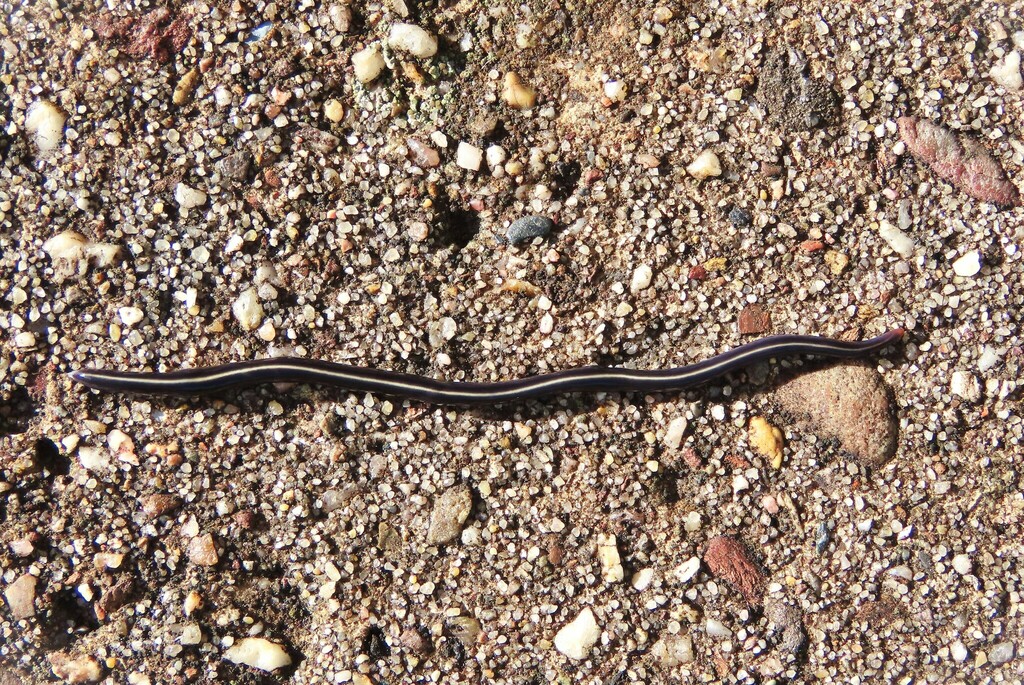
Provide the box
[775,362,898,467]
[506,215,554,245]
[426,485,472,545]
[4,573,37,619]
[553,607,600,660]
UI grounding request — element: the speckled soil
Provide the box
[2,0,1023,683]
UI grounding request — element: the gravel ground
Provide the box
[2,0,1023,683]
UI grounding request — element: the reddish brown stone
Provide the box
[738,304,771,335]
[91,8,192,63]
[140,494,182,519]
[703,536,765,606]
[899,116,1021,207]
[688,265,707,281]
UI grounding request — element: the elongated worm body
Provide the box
[70,330,903,404]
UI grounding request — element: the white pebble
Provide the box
[43,230,87,262]
[118,306,144,327]
[14,331,36,348]
[485,145,507,169]
[257,321,276,342]
[951,553,973,575]
[553,608,601,660]
[25,99,66,153]
[456,142,483,171]
[674,557,701,583]
[950,371,981,403]
[596,534,624,583]
[631,568,654,591]
[732,473,750,495]
[351,44,385,83]
[705,618,732,638]
[232,288,264,331]
[978,346,1001,372]
[652,635,695,666]
[683,511,702,532]
[388,23,438,58]
[663,416,688,449]
[952,250,981,277]
[78,446,111,473]
[686,150,722,180]
[223,637,293,672]
[603,79,627,102]
[951,641,969,663]
[174,183,207,210]
[878,220,916,258]
[630,264,653,292]
[990,50,1023,91]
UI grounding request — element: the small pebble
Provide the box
[596,534,624,583]
[950,371,982,403]
[324,99,345,123]
[686,150,722,180]
[232,288,264,331]
[662,416,687,450]
[630,264,653,292]
[224,637,293,672]
[951,641,969,663]
[652,635,695,665]
[25,99,66,153]
[407,138,440,167]
[426,485,472,545]
[951,553,973,575]
[553,608,601,660]
[4,573,37,619]
[674,557,701,583]
[603,80,627,102]
[990,50,1023,90]
[455,142,483,171]
[118,306,144,327]
[502,72,536,109]
[738,304,771,335]
[506,215,553,245]
[388,23,438,58]
[728,206,752,227]
[187,534,218,566]
[952,250,981,277]
[749,416,784,468]
[705,618,732,638]
[174,183,207,210]
[878,220,916,258]
[631,568,654,591]
[989,641,1015,665]
[352,44,385,83]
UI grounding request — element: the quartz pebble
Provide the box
[174,183,207,210]
[989,641,1015,665]
[631,568,654,591]
[596,534,624,582]
[662,416,687,449]
[952,250,981,277]
[232,288,264,331]
[352,44,385,83]
[49,653,103,684]
[705,618,732,638]
[878,220,916,258]
[652,635,695,665]
[990,50,1023,90]
[675,557,701,583]
[630,265,652,292]
[686,150,722,180]
[603,80,627,102]
[951,553,973,575]
[224,637,293,672]
[506,215,553,245]
[25,99,66,152]
[951,641,969,663]
[388,23,438,58]
[553,608,600,660]
[950,371,981,403]
[455,142,483,171]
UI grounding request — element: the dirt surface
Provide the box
[2,0,1023,683]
